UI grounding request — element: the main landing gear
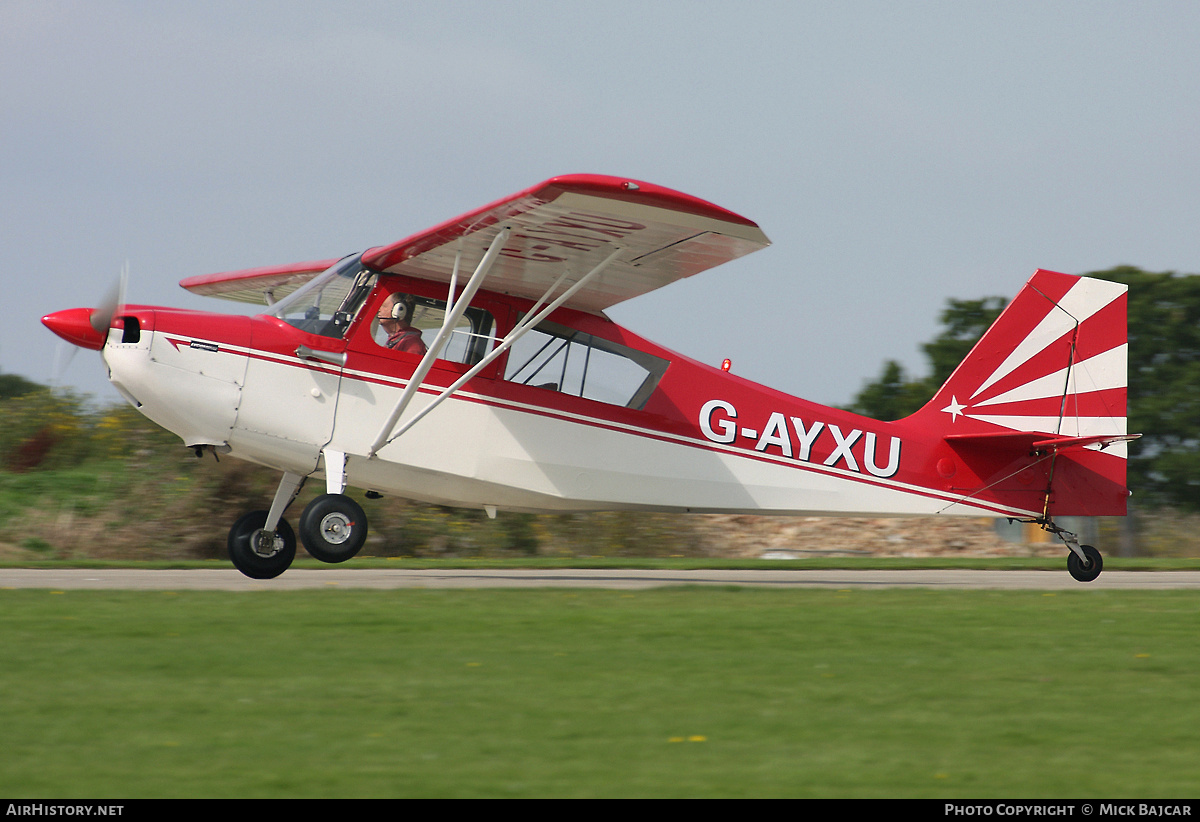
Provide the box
[228,510,297,580]
[297,493,368,564]
[226,472,370,579]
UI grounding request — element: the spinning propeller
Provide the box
[43,263,131,371]
[89,262,129,336]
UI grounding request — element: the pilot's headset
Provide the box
[386,295,416,324]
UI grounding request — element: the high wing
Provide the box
[180,175,770,313]
[362,174,770,313]
[180,258,340,306]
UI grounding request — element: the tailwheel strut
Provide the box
[1018,518,1104,583]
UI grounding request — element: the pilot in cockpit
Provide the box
[377,293,428,355]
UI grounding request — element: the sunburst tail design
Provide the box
[911,270,1132,517]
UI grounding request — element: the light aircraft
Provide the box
[42,175,1138,581]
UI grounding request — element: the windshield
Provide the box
[271,254,378,339]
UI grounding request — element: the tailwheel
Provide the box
[1067,544,1104,583]
[1028,517,1105,583]
[228,511,296,579]
[298,493,368,563]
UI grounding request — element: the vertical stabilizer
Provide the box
[913,269,1131,516]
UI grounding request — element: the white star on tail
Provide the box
[942,396,966,421]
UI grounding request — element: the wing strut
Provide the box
[368,243,626,457]
[367,228,509,457]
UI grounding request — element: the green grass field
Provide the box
[2,585,1198,798]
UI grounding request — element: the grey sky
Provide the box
[4,1,1198,408]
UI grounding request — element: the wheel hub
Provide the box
[319,513,354,545]
[251,528,283,558]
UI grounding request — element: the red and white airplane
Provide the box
[42,175,1137,581]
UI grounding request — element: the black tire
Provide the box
[1067,544,1103,583]
[298,493,368,563]
[228,511,296,579]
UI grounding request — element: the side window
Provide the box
[504,320,668,410]
[373,293,495,365]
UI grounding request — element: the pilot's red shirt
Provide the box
[387,326,427,355]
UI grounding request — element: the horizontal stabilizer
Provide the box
[945,430,1142,453]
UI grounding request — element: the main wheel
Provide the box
[1067,544,1103,583]
[298,493,368,563]
[228,511,296,579]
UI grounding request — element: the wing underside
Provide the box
[179,175,770,312]
[180,259,340,306]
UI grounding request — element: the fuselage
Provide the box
[65,268,1089,522]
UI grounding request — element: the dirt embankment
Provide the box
[690,514,1065,558]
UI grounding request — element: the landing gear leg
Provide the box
[264,472,306,535]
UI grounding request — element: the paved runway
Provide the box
[4,568,1200,591]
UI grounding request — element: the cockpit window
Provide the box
[504,319,668,409]
[372,294,496,366]
[271,255,377,339]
